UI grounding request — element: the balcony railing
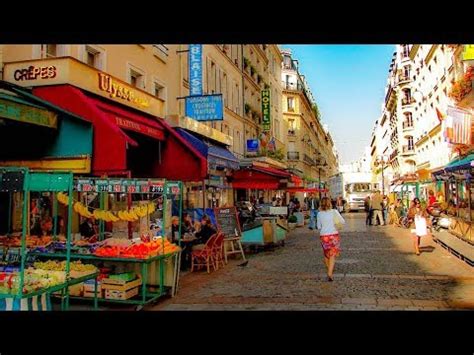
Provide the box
[288,129,296,136]
[153,44,169,56]
[303,154,315,165]
[398,74,412,83]
[287,151,300,160]
[402,145,415,153]
[402,121,414,129]
[401,97,416,106]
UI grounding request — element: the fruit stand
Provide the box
[29,177,183,310]
[0,167,99,311]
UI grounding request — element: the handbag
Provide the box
[333,209,343,230]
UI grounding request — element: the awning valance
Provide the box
[175,128,239,170]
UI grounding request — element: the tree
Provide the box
[312,103,321,120]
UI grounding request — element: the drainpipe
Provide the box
[0,45,4,80]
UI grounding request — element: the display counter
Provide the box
[240,217,287,247]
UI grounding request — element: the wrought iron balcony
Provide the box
[287,151,300,160]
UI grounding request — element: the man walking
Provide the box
[307,193,319,230]
[371,190,384,226]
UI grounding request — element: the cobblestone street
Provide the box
[152,213,474,310]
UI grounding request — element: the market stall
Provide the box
[29,177,183,310]
[0,167,98,311]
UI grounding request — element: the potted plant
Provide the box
[288,215,297,230]
[244,57,250,69]
[250,65,256,77]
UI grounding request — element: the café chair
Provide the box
[190,234,218,273]
[212,232,226,270]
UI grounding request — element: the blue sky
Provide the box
[285,45,395,164]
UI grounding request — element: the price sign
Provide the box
[127,185,137,193]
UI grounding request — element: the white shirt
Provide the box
[317,209,345,235]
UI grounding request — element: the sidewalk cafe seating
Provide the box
[191,234,218,273]
[212,232,225,270]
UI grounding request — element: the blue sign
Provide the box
[185,94,223,121]
[189,44,203,96]
[246,139,259,152]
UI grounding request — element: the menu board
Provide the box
[214,207,241,238]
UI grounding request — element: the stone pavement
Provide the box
[150,213,474,311]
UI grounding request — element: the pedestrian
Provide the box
[410,200,431,255]
[382,195,389,224]
[364,196,372,225]
[371,190,384,226]
[336,196,344,213]
[317,197,345,282]
[307,193,319,230]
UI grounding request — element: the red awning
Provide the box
[290,174,303,185]
[286,187,328,193]
[251,165,291,178]
[33,85,207,180]
[231,166,290,190]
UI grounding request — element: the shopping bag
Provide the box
[333,209,343,230]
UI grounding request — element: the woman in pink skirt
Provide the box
[317,197,345,281]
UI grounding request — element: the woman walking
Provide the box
[410,199,431,255]
[317,197,345,281]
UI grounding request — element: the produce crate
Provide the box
[84,290,103,298]
[104,287,139,300]
[108,272,135,283]
[101,275,142,291]
[83,279,101,293]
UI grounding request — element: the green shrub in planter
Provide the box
[288,215,297,223]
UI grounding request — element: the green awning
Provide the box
[444,154,474,172]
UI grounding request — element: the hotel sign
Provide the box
[0,98,57,128]
[3,57,163,117]
[261,89,271,131]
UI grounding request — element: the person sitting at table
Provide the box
[181,213,195,236]
[193,215,217,250]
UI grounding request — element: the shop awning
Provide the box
[33,85,207,180]
[444,154,474,172]
[231,165,291,190]
[175,128,240,170]
[286,187,328,193]
[290,174,303,186]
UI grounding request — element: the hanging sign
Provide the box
[261,89,271,131]
[189,44,203,96]
[185,94,223,121]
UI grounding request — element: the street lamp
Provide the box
[374,155,389,195]
[316,157,328,200]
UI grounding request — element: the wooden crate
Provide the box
[104,287,139,300]
[101,276,142,291]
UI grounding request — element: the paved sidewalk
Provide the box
[149,213,474,310]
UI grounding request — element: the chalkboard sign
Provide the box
[214,207,241,238]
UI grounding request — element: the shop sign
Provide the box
[13,65,57,81]
[188,44,203,96]
[98,73,150,109]
[246,139,259,152]
[166,182,181,195]
[261,89,271,131]
[179,116,232,145]
[0,98,57,129]
[3,58,163,117]
[74,178,165,193]
[463,45,474,61]
[114,116,164,140]
[185,94,223,121]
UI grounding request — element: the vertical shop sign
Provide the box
[189,44,203,96]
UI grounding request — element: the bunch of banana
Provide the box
[134,205,148,218]
[117,209,138,222]
[56,192,70,205]
[73,201,94,218]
